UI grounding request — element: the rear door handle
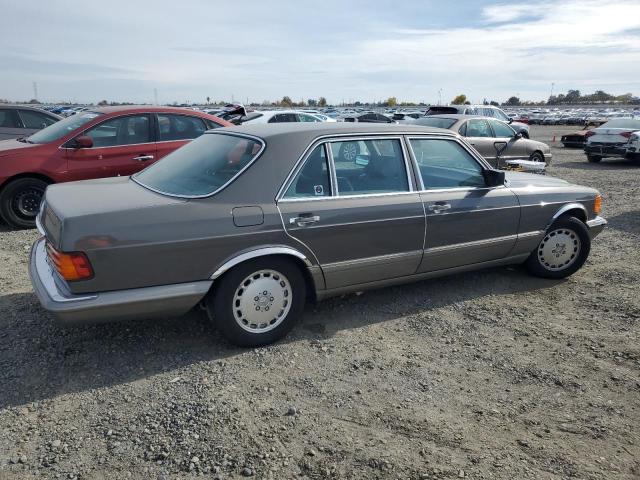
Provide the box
[428,203,451,213]
[290,215,320,227]
[133,155,154,161]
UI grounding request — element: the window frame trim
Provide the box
[281,143,334,200]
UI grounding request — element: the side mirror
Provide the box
[484,169,506,187]
[508,118,513,124]
[514,132,523,140]
[74,136,93,148]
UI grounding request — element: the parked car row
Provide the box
[28,122,606,347]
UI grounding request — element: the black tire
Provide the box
[529,151,545,163]
[206,257,306,347]
[0,177,48,229]
[587,155,602,163]
[525,216,591,279]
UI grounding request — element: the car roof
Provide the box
[419,114,494,121]
[85,105,214,115]
[208,122,455,141]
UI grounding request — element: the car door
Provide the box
[155,113,209,161]
[460,118,498,165]
[0,109,24,140]
[407,136,520,273]
[277,137,425,289]
[16,109,58,136]
[65,114,155,179]
[487,119,527,163]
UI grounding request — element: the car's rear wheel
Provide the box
[339,142,360,162]
[525,216,591,279]
[587,155,602,163]
[0,177,48,229]
[205,257,306,347]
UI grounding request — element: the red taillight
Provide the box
[584,130,596,138]
[46,243,93,281]
[620,131,632,139]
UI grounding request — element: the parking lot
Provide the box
[0,125,638,479]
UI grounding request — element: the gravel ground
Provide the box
[0,125,638,480]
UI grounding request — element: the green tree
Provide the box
[451,94,467,105]
[280,96,293,107]
[97,100,109,106]
[318,97,327,107]
[386,97,397,107]
[206,96,211,104]
[504,96,521,106]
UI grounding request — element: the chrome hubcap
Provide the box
[538,228,581,271]
[342,143,357,161]
[233,269,292,333]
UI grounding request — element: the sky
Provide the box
[1,0,639,105]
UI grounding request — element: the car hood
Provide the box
[42,176,187,251]
[0,138,39,156]
[504,171,569,188]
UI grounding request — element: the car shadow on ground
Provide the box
[606,210,640,236]
[556,158,639,171]
[0,266,563,409]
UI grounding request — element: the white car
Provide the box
[584,118,640,163]
[240,110,326,124]
[626,131,640,160]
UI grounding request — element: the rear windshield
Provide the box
[27,112,102,144]
[134,133,263,197]
[412,117,457,129]
[601,118,640,129]
[425,107,459,115]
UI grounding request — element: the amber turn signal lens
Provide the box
[46,243,94,281]
[594,195,602,216]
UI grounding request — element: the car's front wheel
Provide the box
[206,257,306,347]
[529,151,545,163]
[525,216,591,279]
[0,177,48,229]
[587,155,602,163]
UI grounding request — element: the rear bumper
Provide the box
[29,238,212,326]
[584,143,627,158]
[586,216,607,239]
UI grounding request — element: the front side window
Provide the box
[297,113,321,122]
[27,112,102,144]
[410,138,486,190]
[465,119,492,138]
[84,115,150,147]
[330,138,409,195]
[134,133,263,197]
[489,119,515,137]
[284,145,331,198]
[18,110,57,129]
[158,114,207,141]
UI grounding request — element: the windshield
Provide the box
[27,112,103,144]
[134,133,264,197]
[412,117,457,129]
[601,118,640,129]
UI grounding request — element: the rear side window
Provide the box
[158,114,207,141]
[18,110,57,129]
[465,119,492,137]
[329,139,409,195]
[0,109,19,128]
[84,115,150,147]
[284,145,331,198]
[410,139,485,190]
[134,133,263,197]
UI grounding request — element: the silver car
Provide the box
[412,115,551,168]
[29,123,606,347]
[0,105,61,140]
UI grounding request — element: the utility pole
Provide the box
[550,82,555,99]
[438,88,442,106]
[33,81,38,101]
[153,88,158,105]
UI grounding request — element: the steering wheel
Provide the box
[337,177,354,193]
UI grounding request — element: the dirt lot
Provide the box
[0,125,638,480]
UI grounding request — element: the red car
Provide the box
[0,106,230,228]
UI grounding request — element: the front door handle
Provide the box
[428,203,451,213]
[290,215,320,227]
[133,154,154,161]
